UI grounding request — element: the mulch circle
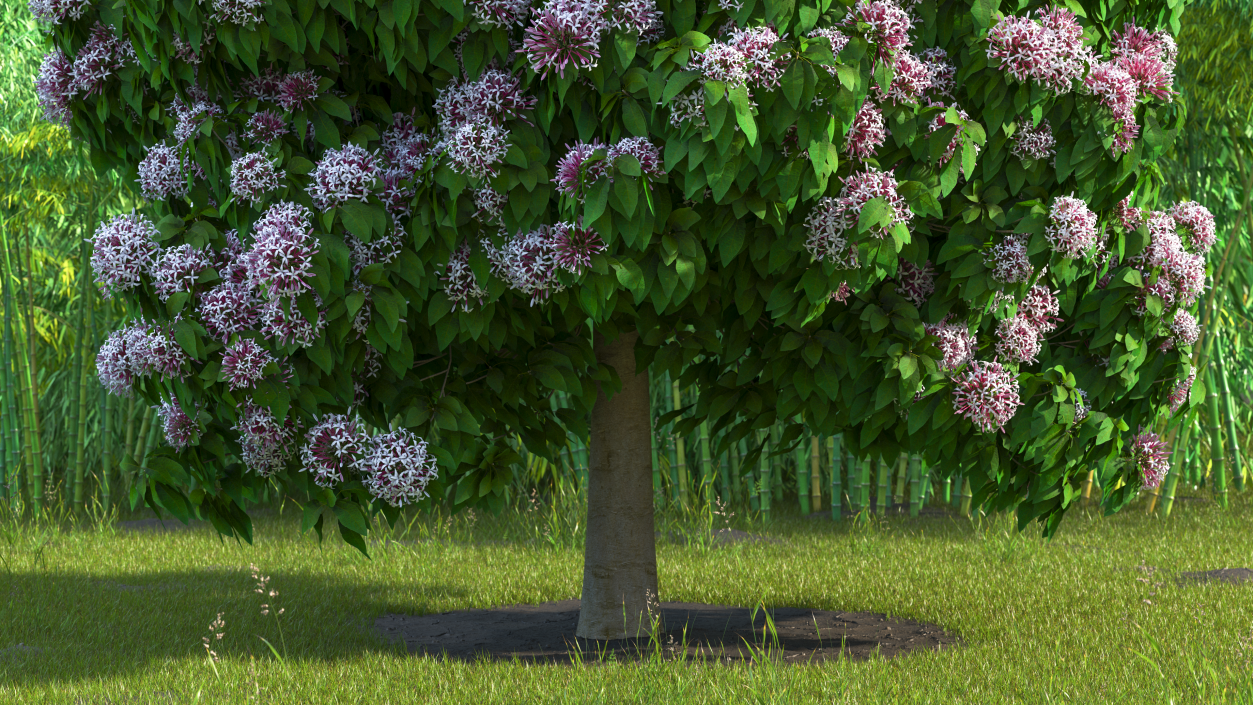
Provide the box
[376,599,959,665]
[1176,568,1253,586]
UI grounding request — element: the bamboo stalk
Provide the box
[848,451,860,514]
[828,435,841,521]
[859,454,870,515]
[894,452,908,505]
[699,420,714,504]
[73,241,93,513]
[919,456,931,507]
[670,380,687,506]
[1218,347,1245,492]
[743,439,758,512]
[729,436,742,505]
[769,425,783,503]
[809,435,822,514]
[1160,422,1190,517]
[101,387,113,513]
[959,477,973,517]
[876,458,889,513]
[796,429,811,516]
[649,419,662,506]
[5,226,43,517]
[1205,368,1228,508]
[942,474,951,504]
[908,455,922,517]
[0,246,14,506]
[1080,469,1097,507]
[951,472,962,507]
[757,429,771,522]
[717,432,732,505]
[22,225,42,512]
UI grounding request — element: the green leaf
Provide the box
[621,97,648,137]
[340,201,376,241]
[338,518,370,557]
[333,502,371,537]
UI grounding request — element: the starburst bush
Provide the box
[56,0,1198,546]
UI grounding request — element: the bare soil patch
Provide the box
[376,599,959,665]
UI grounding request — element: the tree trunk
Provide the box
[577,330,659,641]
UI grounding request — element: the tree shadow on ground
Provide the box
[0,562,466,687]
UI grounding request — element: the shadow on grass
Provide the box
[0,560,469,686]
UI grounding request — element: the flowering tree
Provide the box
[38,0,1203,638]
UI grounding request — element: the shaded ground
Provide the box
[376,599,960,665]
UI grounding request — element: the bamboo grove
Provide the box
[1,0,1251,524]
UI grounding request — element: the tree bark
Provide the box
[577,330,659,641]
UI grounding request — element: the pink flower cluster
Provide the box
[1134,209,1206,309]
[307,144,380,211]
[1169,308,1200,347]
[230,152,280,206]
[552,220,606,275]
[524,0,608,78]
[28,0,91,25]
[803,196,859,267]
[473,187,508,223]
[611,0,664,41]
[986,7,1092,94]
[919,47,956,100]
[72,22,136,96]
[1167,369,1195,413]
[845,102,886,160]
[35,49,75,126]
[1111,22,1176,102]
[1130,430,1170,489]
[155,401,198,452]
[137,143,199,201]
[234,401,299,477]
[951,360,1022,433]
[170,97,223,145]
[382,113,435,174]
[876,51,932,104]
[807,28,851,76]
[667,90,706,129]
[150,244,211,302]
[90,213,160,298]
[692,26,789,91]
[925,319,976,372]
[347,231,401,277]
[1113,195,1144,232]
[357,429,440,507]
[995,316,1041,364]
[244,202,319,300]
[1168,201,1215,255]
[277,70,321,112]
[1073,388,1089,423]
[199,281,261,342]
[1045,195,1100,259]
[244,111,288,144]
[435,70,534,180]
[1083,61,1139,155]
[986,234,1033,284]
[1011,119,1056,162]
[829,280,852,303]
[207,0,267,25]
[488,227,567,305]
[443,241,490,313]
[895,259,934,307]
[300,414,366,487]
[260,297,326,348]
[95,319,190,397]
[926,105,977,169]
[554,137,662,197]
[469,0,532,27]
[842,0,914,63]
[221,338,275,391]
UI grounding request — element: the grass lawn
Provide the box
[0,488,1250,704]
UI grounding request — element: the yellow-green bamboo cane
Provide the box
[1160,421,1191,517]
[828,435,841,521]
[699,420,714,504]
[72,242,92,513]
[1205,368,1228,508]
[796,427,810,516]
[809,435,821,514]
[893,452,907,505]
[876,458,889,513]
[959,477,973,517]
[757,430,771,523]
[908,455,922,517]
[728,437,742,505]
[1217,347,1245,492]
[101,388,113,513]
[769,425,783,503]
[670,380,687,505]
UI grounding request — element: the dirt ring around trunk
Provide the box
[376,599,960,664]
